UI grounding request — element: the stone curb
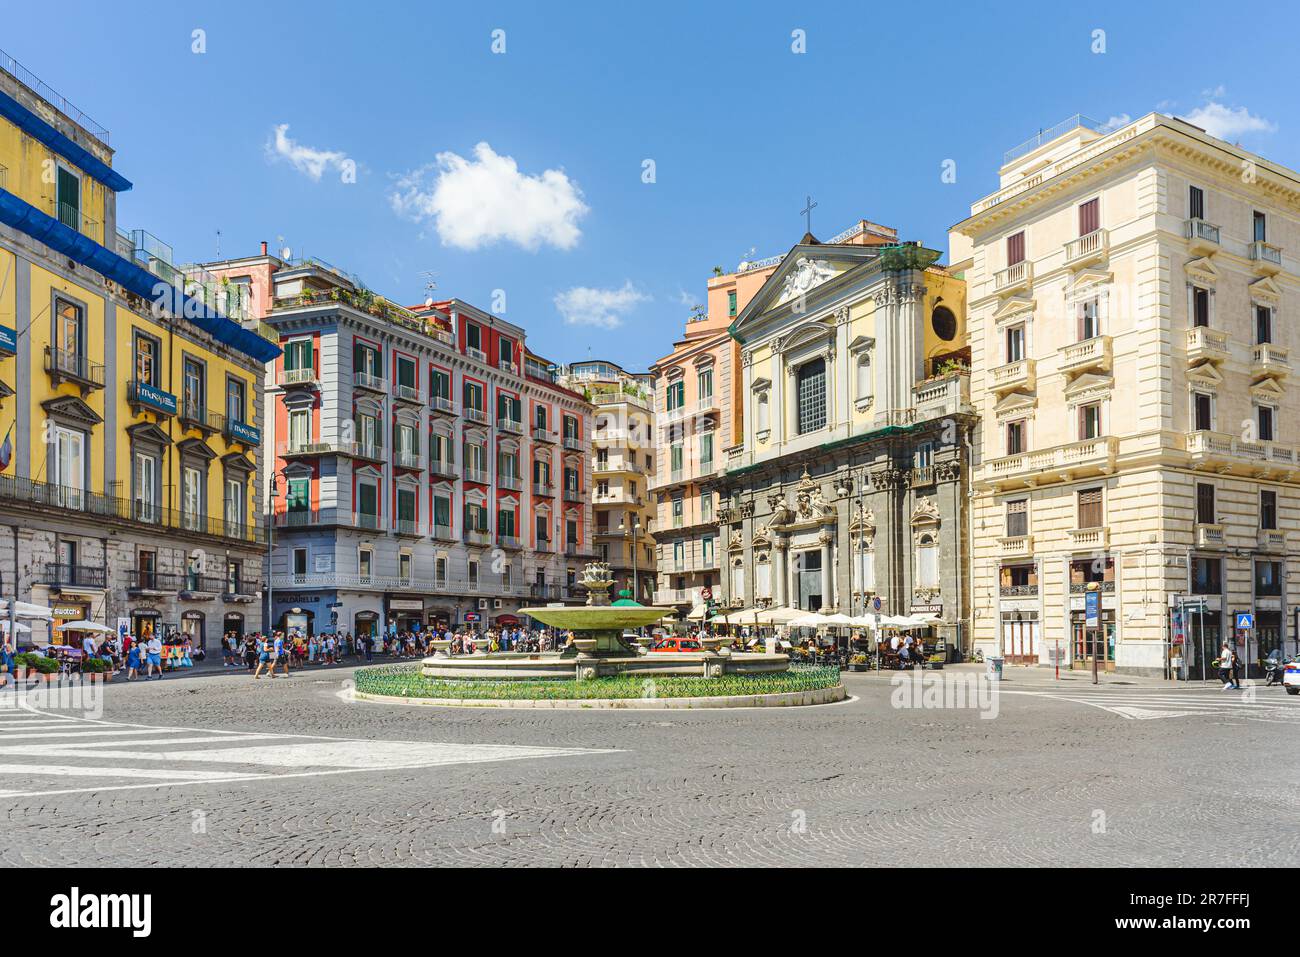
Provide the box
[352,683,846,710]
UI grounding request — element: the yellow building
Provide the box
[0,51,279,650]
[952,113,1300,677]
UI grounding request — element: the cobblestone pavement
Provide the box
[1,664,1296,867]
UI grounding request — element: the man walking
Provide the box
[1219,640,1237,690]
[145,633,164,680]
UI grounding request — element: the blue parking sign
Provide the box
[1085,590,1100,628]
[1235,612,1254,631]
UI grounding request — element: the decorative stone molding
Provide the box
[777,257,836,304]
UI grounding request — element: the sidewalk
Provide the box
[843,661,1177,689]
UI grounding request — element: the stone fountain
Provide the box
[421,561,789,681]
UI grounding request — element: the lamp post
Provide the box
[266,471,281,636]
[620,518,642,602]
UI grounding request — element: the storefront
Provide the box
[180,610,206,651]
[426,608,452,631]
[130,608,161,643]
[50,601,89,646]
[223,612,246,640]
[386,598,424,634]
[1070,608,1116,671]
[1000,610,1040,664]
[354,610,379,638]
[283,608,315,638]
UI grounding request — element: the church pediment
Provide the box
[41,395,103,427]
[729,242,884,339]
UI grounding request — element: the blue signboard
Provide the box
[133,381,178,416]
[0,324,15,354]
[1085,589,1100,628]
[1235,612,1254,631]
[227,419,261,445]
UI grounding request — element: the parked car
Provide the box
[1282,659,1300,696]
[650,637,703,653]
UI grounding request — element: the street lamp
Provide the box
[266,470,282,636]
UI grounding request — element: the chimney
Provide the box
[260,241,268,256]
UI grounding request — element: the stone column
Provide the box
[775,537,788,607]
[820,530,833,612]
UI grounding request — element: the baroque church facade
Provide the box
[713,235,973,655]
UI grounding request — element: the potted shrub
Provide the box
[849,653,869,672]
[81,657,107,682]
[31,656,60,682]
[10,652,30,683]
[928,653,945,670]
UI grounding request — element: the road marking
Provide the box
[0,763,261,782]
[1000,688,1300,722]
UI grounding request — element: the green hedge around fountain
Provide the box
[353,663,841,702]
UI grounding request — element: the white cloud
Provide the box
[267,124,353,181]
[1179,102,1277,140]
[553,282,649,329]
[390,142,588,251]
[1098,114,1132,133]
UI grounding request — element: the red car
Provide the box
[650,637,703,653]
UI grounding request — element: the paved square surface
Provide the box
[1,664,1296,867]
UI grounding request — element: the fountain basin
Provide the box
[421,651,789,681]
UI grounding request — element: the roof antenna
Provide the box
[215,229,221,259]
[419,270,439,308]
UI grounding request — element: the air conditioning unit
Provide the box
[477,598,487,609]
[493,599,502,609]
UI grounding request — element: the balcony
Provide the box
[999,584,1039,598]
[1185,430,1296,475]
[430,459,457,480]
[465,468,490,485]
[533,481,554,496]
[1251,342,1290,378]
[1066,526,1110,551]
[532,427,556,443]
[178,401,218,434]
[1185,327,1230,365]
[498,417,524,435]
[392,382,422,405]
[179,574,225,597]
[351,442,384,463]
[393,448,421,469]
[58,202,101,243]
[1249,241,1283,276]
[466,529,491,547]
[430,395,457,416]
[273,508,327,529]
[394,518,421,537]
[353,511,381,531]
[127,380,178,418]
[1259,529,1287,552]
[912,371,972,419]
[695,394,718,414]
[126,570,183,595]
[911,466,936,487]
[563,435,583,451]
[990,358,1035,394]
[225,580,261,602]
[1185,218,1220,255]
[1195,523,1225,548]
[498,474,523,492]
[563,487,584,503]
[1057,335,1112,376]
[431,523,454,541]
[353,371,387,395]
[465,346,487,364]
[1063,229,1108,268]
[497,534,522,550]
[44,347,105,391]
[38,562,106,590]
[278,367,319,389]
[277,439,350,459]
[993,260,1033,295]
[984,436,1117,487]
[464,407,490,426]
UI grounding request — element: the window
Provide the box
[498,507,516,538]
[436,557,449,587]
[226,378,246,425]
[1006,420,1025,455]
[1256,305,1273,345]
[357,482,378,520]
[536,514,548,543]
[1189,185,1205,221]
[287,476,309,512]
[914,443,933,469]
[1254,211,1267,243]
[699,433,714,471]
[1193,392,1213,432]
[465,502,488,532]
[498,393,521,423]
[399,552,412,583]
[433,494,451,530]
[56,298,83,357]
[672,497,683,528]
[1258,405,1276,443]
[1192,557,1222,594]
[1078,197,1099,236]
[1077,488,1103,529]
[673,540,685,569]
[670,443,683,475]
[1077,297,1100,340]
[563,415,579,440]
[700,491,712,523]
[288,409,309,448]
[1006,231,1025,266]
[500,338,514,367]
[1196,483,1215,525]
[796,358,827,434]
[1006,499,1028,538]
[134,452,158,522]
[224,477,244,529]
[702,535,715,566]
[466,323,482,351]
[284,337,313,372]
[916,534,939,589]
[463,381,484,412]
[183,466,203,525]
[292,548,307,577]
[566,519,579,548]
[1005,324,1025,363]
[354,342,381,378]
[1192,286,1210,327]
[359,548,372,580]
[396,487,417,525]
[698,369,713,401]
[1255,560,1283,597]
[1079,403,1102,440]
[468,560,479,588]
[134,332,159,386]
[756,392,771,433]
[53,426,84,506]
[855,354,872,400]
[728,290,737,317]
[1261,490,1278,530]
[666,380,684,411]
[396,355,416,391]
[183,358,205,419]
[56,165,80,229]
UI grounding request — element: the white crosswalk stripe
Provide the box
[1001,686,1300,722]
[0,705,618,798]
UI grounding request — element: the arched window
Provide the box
[756,391,771,433]
[855,353,872,401]
[916,533,939,589]
[796,358,827,434]
[730,558,745,603]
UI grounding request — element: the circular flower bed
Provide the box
[353,663,841,702]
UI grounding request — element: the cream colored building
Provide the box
[952,113,1300,677]
[557,360,657,604]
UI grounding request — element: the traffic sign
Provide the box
[1235,612,1254,630]
[1085,589,1100,628]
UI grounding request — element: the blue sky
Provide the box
[8,0,1298,370]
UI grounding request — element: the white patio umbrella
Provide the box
[0,600,54,619]
[819,613,857,627]
[788,613,828,628]
[685,602,709,621]
[753,606,805,625]
[0,620,31,633]
[55,620,113,634]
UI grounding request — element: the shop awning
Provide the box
[494,614,520,626]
